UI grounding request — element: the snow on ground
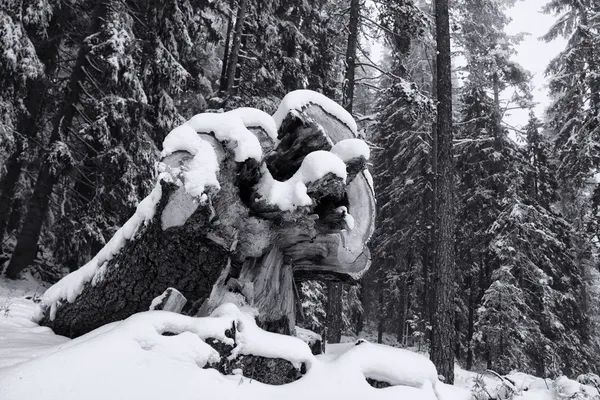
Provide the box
[0,274,68,370]
[0,278,447,400]
[1,276,598,400]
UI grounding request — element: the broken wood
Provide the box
[150,288,188,313]
[36,91,376,338]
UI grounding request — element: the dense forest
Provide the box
[1,0,600,382]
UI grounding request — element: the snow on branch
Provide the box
[273,90,358,134]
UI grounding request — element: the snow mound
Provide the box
[181,138,221,198]
[210,303,314,368]
[163,108,274,162]
[2,302,449,400]
[273,90,358,135]
[336,340,438,388]
[256,151,348,211]
[226,107,278,142]
[296,327,322,346]
[330,138,370,162]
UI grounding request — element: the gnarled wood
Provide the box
[37,93,376,339]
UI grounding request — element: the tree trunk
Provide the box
[5,163,57,279]
[430,0,456,384]
[5,4,107,279]
[0,152,22,253]
[355,280,366,334]
[377,277,385,344]
[492,71,502,142]
[326,281,343,343]
[224,0,248,94]
[397,286,407,345]
[424,0,438,337]
[466,274,475,370]
[342,0,361,113]
[219,5,234,92]
[36,97,376,339]
[0,75,48,256]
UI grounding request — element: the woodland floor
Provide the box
[0,273,596,400]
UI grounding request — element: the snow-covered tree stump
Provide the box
[35,90,375,338]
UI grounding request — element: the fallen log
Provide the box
[35,90,376,338]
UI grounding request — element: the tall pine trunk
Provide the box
[342,0,360,113]
[0,152,22,254]
[425,0,438,335]
[224,0,247,94]
[327,0,361,337]
[326,282,343,343]
[430,0,456,384]
[0,76,47,256]
[219,5,234,93]
[377,277,385,343]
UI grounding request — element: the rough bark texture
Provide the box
[38,100,376,339]
[224,0,247,94]
[0,152,22,253]
[342,0,361,113]
[430,0,456,384]
[39,180,230,337]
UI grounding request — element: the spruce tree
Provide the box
[0,1,46,257]
[369,0,432,349]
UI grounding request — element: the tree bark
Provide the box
[0,152,22,253]
[0,74,48,256]
[466,274,475,370]
[224,0,248,94]
[342,0,361,113]
[326,281,343,343]
[377,274,385,344]
[219,4,234,93]
[430,0,456,384]
[355,280,366,334]
[424,0,438,336]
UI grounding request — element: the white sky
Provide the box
[368,0,567,134]
[503,0,567,131]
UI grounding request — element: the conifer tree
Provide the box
[544,0,600,189]
[369,0,432,346]
[0,2,46,257]
[6,1,109,278]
